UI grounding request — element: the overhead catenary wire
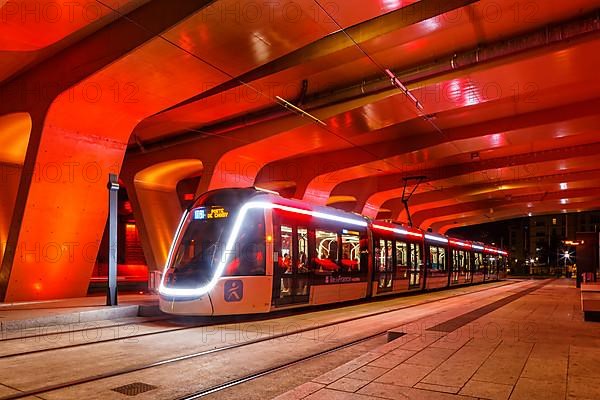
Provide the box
[311,0,465,154]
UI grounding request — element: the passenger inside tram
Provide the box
[282,253,292,273]
[297,251,309,272]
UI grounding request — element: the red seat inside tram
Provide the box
[341,259,359,271]
[314,258,339,271]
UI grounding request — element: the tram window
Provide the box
[375,239,394,272]
[315,230,339,272]
[454,250,466,271]
[375,239,385,272]
[280,225,293,274]
[474,253,483,270]
[396,242,408,266]
[411,243,422,268]
[226,208,266,276]
[297,228,310,273]
[341,234,361,272]
[429,246,446,271]
[396,241,408,278]
[386,241,393,271]
[488,256,496,271]
[277,225,293,296]
[429,246,438,269]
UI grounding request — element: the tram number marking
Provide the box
[224,280,243,302]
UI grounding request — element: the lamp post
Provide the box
[529,258,535,275]
[106,174,119,306]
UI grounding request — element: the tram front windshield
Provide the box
[164,207,231,289]
[164,204,266,290]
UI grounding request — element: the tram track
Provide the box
[0,279,539,400]
[0,316,170,343]
[0,312,388,400]
[0,280,514,360]
[176,279,553,400]
[176,331,387,400]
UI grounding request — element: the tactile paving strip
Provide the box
[426,281,549,332]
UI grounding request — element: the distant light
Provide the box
[528,212,532,217]
[560,182,568,190]
[560,199,568,205]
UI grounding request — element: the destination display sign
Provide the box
[194,206,229,220]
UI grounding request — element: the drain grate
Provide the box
[111,382,158,396]
[427,282,548,333]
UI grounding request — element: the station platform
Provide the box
[277,279,600,400]
[0,293,160,331]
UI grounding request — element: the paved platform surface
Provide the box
[277,279,599,400]
[0,293,159,330]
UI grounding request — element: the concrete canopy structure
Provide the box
[1,0,599,300]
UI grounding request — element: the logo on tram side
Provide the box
[224,280,243,302]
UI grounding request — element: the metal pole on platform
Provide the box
[107,174,119,306]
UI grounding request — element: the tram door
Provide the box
[375,239,394,291]
[273,224,310,305]
[409,243,422,287]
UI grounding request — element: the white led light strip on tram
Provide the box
[372,224,423,238]
[159,201,367,297]
[449,240,471,248]
[424,234,449,244]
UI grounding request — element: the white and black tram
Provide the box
[159,188,507,316]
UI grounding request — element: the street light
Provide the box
[561,250,572,278]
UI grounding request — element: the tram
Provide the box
[159,187,507,315]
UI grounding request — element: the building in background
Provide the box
[449,211,600,276]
